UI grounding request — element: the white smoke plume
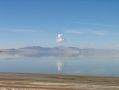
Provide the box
[56,34,64,43]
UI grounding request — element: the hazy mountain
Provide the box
[0,46,119,57]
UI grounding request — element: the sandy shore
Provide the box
[0,73,118,90]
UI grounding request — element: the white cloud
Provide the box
[11,29,41,33]
[0,28,40,33]
[65,29,107,36]
[73,22,119,28]
[92,31,105,36]
[56,34,64,43]
[66,30,83,34]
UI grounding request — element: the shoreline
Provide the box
[0,72,118,90]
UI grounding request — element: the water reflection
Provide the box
[0,55,119,77]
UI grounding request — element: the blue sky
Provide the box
[0,0,119,49]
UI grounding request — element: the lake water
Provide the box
[0,55,119,77]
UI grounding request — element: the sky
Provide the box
[0,0,119,49]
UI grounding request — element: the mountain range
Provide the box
[0,46,119,57]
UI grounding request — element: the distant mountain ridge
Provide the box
[0,46,119,57]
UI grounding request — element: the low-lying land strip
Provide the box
[0,73,118,90]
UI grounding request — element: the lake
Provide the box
[0,55,119,77]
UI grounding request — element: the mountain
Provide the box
[0,46,119,57]
[0,46,80,57]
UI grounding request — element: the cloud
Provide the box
[11,29,41,33]
[73,22,119,28]
[92,31,105,36]
[0,28,43,33]
[65,29,106,36]
[66,30,83,34]
[56,34,64,43]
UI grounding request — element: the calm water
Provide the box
[0,55,119,77]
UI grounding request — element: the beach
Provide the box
[0,73,118,90]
